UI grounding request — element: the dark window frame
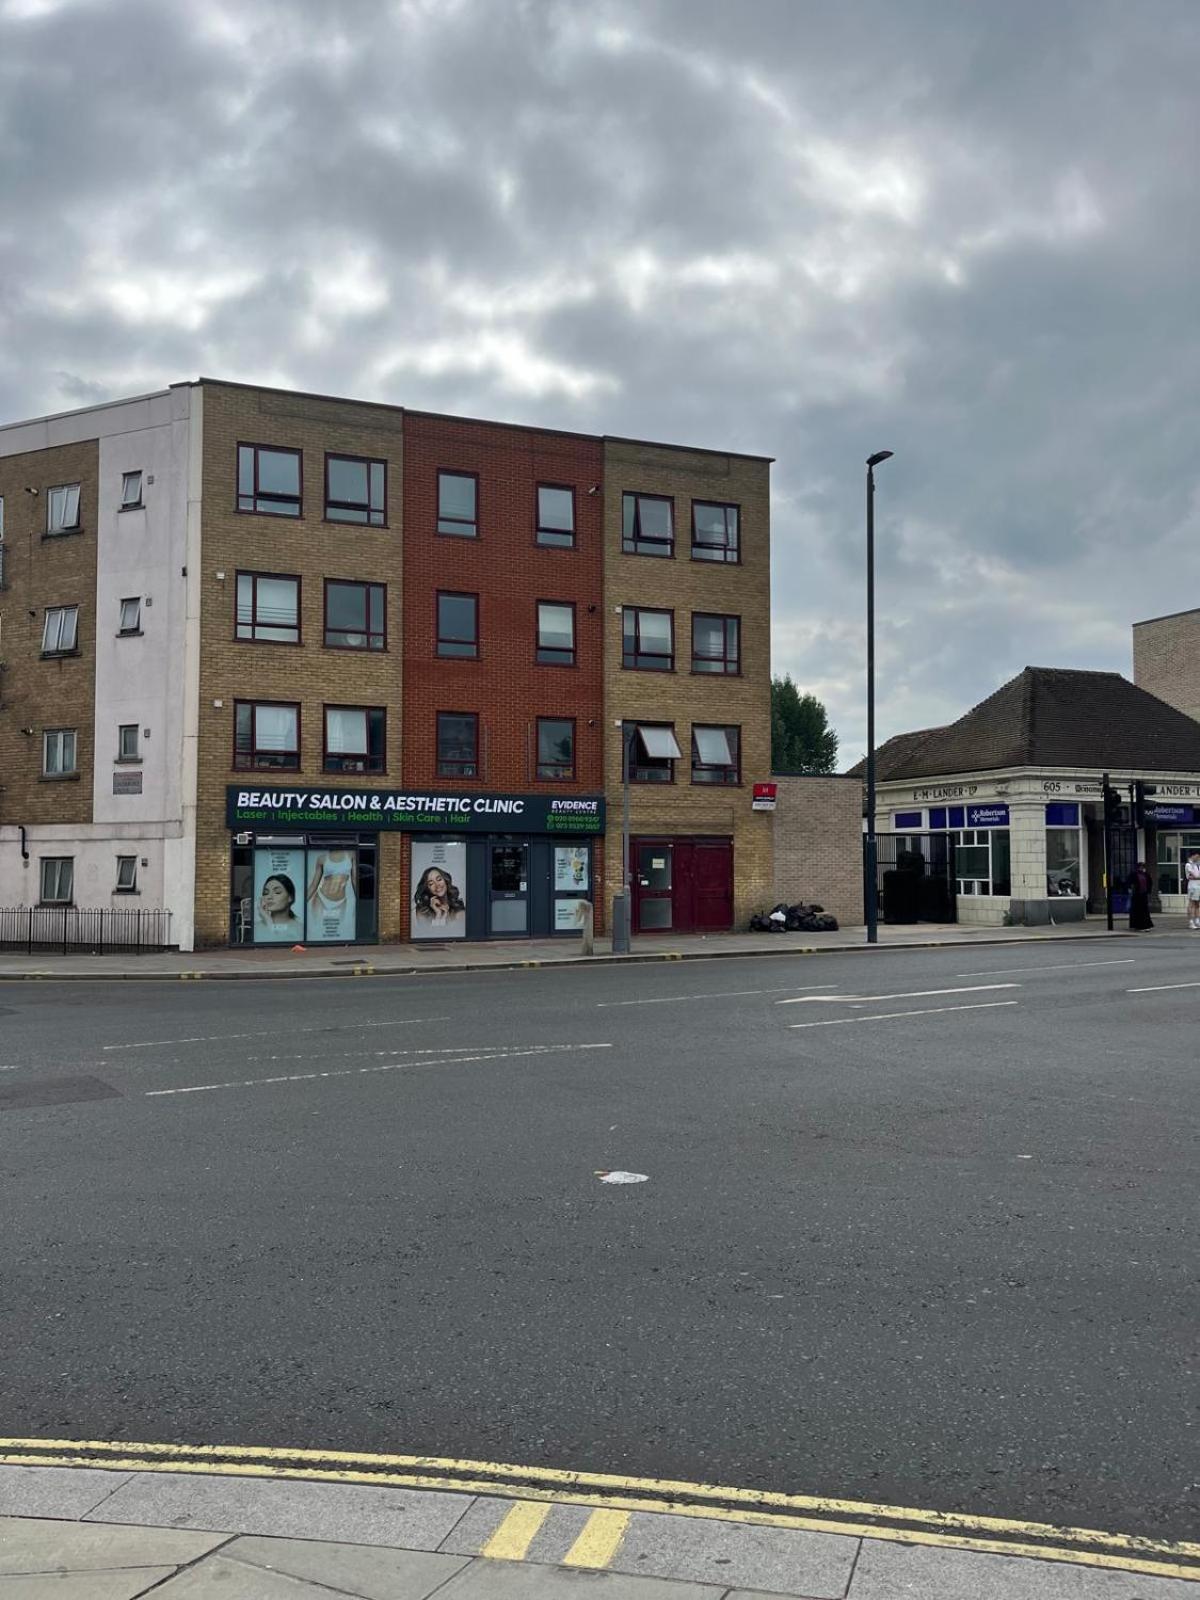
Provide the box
[236,441,303,518]
[39,855,74,905]
[622,605,675,671]
[324,452,388,527]
[235,570,303,646]
[691,723,742,786]
[536,716,576,781]
[323,578,387,651]
[536,599,577,667]
[622,491,675,558]
[233,699,302,772]
[119,470,143,511]
[118,596,142,636]
[115,855,138,892]
[323,704,387,775]
[630,721,677,785]
[535,482,577,549]
[436,710,480,778]
[436,590,480,659]
[436,469,479,538]
[691,500,741,564]
[691,611,741,675]
[117,723,141,763]
[42,727,78,777]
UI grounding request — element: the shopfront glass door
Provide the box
[489,840,529,934]
[635,843,673,931]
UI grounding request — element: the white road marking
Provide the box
[103,1017,450,1051]
[776,983,1018,1006]
[789,1001,1019,1029]
[955,959,1135,977]
[596,985,839,1008]
[144,1042,612,1097]
[1126,980,1200,994]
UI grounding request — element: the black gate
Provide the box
[868,833,957,925]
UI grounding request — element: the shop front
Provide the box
[226,786,604,944]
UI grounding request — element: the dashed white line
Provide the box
[144,1042,613,1097]
[789,1002,1019,1029]
[955,959,1135,977]
[1126,980,1200,994]
[103,1017,450,1051]
[776,984,1018,1006]
[596,985,839,1008]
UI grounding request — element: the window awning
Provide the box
[637,726,682,760]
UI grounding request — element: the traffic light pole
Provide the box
[1102,770,1114,932]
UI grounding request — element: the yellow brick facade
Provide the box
[601,438,773,930]
[1132,609,1200,723]
[193,383,405,946]
[771,775,864,928]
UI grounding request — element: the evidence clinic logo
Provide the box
[549,798,600,814]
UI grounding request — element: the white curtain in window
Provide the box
[639,611,672,650]
[326,708,366,753]
[694,727,733,766]
[539,604,574,647]
[638,726,682,760]
[257,577,297,627]
[256,705,297,751]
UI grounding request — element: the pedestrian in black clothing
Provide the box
[1129,861,1154,931]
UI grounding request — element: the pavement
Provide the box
[0,913,1156,979]
[2,936,1198,1596]
[2,1458,1198,1597]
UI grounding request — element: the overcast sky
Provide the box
[2,0,1198,764]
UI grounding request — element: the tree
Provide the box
[771,675,839,773]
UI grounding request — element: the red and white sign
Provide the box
[752,782,778,812]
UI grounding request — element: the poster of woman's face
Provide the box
[254,848,305,942]
[411,839,467,939]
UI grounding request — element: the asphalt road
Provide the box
[1,939,1197,1541]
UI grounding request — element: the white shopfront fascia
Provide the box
[875,766,1200,925]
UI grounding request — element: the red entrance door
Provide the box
[686,838,734,931]
[632,838,733,934]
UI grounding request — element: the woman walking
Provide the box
[1129,861,1154,931]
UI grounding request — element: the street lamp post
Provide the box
[611,721,634,954]
[865,450,893,945]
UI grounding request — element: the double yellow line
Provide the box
[1,1437,1197,1581]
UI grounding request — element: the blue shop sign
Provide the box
[967,804,1009,828]
[1045,802,1080,827]
[1146,803,1198,825]
[893,810,923,829]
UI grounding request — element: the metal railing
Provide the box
[0,906,173,954]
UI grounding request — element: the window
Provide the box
[116,856,138,892]
[437,471,477,537]
[1046,827,1082,897]
[324,706,386,774]
[536,484,576,548]
[692,501,740,563]
[234,701,300,770]
[537,717,575,780]
[622,492,673,557]
[47,483,81,534]
[692,725,741,785]
[118,596,142,634]
[237,443,301,516]
[943,827,1011,897]
[437,591,479,658]
[537,601,575,665]
[43,728,77,776]
[325,454,386,525]
[437,711,478,777]
[117,723,140,761]
[692,612,740,674]
[324,580,386,650]
[237,572,301,644]
[630,723,679,784]
[40,857,73,904]
[120,470,143,509]
[42,605,79,655]
[622,607,673,671]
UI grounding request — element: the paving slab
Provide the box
[0,1514,226,1574]
[147,1551,377,1596]
[610,1510,858,1597]
[224,1532,471,1598]
[438,1558,723,1597]
[0,1571,177,1599]
[848,1538,1200,1599]
[88,1470,474,1550]
[0,1464,132,1520]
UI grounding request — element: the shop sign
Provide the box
[227,786,605,835]
[1146,803,1199,825]
[914,783,978,800]
[966,803,1009,827]
[751,782,777,812]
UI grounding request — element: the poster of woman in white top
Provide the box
[306,847,358,942]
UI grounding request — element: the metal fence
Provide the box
[0,907,173,954]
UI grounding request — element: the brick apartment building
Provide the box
[0,380,773,950]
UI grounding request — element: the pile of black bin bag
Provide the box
[749,902,839,933]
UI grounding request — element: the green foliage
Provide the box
[771,675,839,774]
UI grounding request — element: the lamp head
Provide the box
[867,450,894,468]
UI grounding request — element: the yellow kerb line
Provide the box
[481,1500,551,1560]
[563,1509,630,1567]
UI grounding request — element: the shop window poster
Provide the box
[253,848,306,942]
[554,845,589,892]
[305,846,358,942]
[412,839,467,938]
[554,897,590,932]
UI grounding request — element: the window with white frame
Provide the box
[47,483,81,534]
[120,470,143,509]
[43,728,77,776]
[40,857,74,904]
[119,596,142,634]
[118,723,140,761]
[42,605,79,654]
[116,856,138,892]
[949,828,1012,897]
